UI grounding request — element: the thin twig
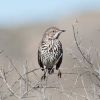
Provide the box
[81,76,90,100]
[72,25,93,68]
[56,78,71,100]
[72,24,100,85]
[22,80,41,97]
[6,56,33,89]
[0,68,20,99]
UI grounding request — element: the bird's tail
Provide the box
[48,68,54,74]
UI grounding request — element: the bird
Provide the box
[38,27,65,80]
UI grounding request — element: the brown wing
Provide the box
[38,50,44,71]
[56,48,63,70]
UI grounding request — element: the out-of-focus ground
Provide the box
[0,11,100,100]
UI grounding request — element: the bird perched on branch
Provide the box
[38,27,65,80]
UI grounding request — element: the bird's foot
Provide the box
[34,84,40,89]
[58,70,62,78]
[41,74,46,81]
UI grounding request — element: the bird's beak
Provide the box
[54,29,66,39]
[58,30,66,35]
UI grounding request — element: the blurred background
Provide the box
[0,0,100,62]
[0,1,100,100]
[0,0,100,27]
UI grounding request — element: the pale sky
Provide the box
[0,0,100,26]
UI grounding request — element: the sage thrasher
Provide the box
[38,27,65,80]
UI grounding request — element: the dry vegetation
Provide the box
[0,21,100,100]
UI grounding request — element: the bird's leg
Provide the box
[41,69,47,80]
[58,69,62,78]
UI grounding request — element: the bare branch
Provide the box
[81,76,90,100]
[0,68,21,99]
[72,23,100,87]
[72,25,94,68]
[5,56,34,90]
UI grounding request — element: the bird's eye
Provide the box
[52,30,55,32]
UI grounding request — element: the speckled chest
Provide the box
[40,39,62,67]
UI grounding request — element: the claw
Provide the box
[58,70,62,78]
[41,74,46,80]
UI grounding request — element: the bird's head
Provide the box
[43,27,65,40]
